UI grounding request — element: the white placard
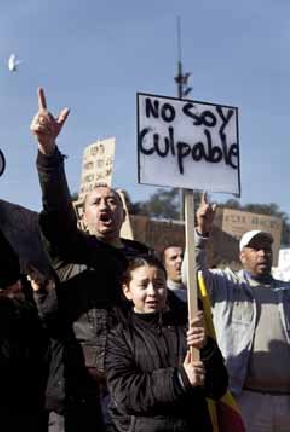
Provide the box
[79,137,116,199]
[137,93,240,195]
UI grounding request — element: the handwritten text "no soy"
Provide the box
[139,98,239,175]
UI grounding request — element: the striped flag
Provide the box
[198,273,246,432]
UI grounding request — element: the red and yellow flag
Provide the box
[198,273,246,432]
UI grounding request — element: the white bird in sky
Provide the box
[7,54,21,72]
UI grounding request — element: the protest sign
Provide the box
[79,137,116,200]
[137,93,240,361]
[137,93,240,196]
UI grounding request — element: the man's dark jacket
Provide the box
[37,148,152,430]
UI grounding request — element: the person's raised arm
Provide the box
[30,87,87,260]
[195,192,216,273]
[31,87,126,272]
[31,87,72,216]
[196,193,216,238]
[31,87,70,156]
[182,193,219,302]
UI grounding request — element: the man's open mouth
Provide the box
[100,213,111,224]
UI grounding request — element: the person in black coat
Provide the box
[26,265,66,432]
[105,255,228,432]
[0,229,48,432]
[30,87,156,431]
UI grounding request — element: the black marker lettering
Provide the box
[145,98,159,118]
[182,102,201,125]
[153,134,169,157]
[165,126,175,155]
[139,128,154,154]
[191,142,205,161]
[183,103,217,127]
[202,111,217,127]
[227,143,239,169]
[176,142,191,174]
[216,106,234,133]
[161,103,175,123]
[204,129,223,163]
[139,104,239,175]
[215,106,235,165]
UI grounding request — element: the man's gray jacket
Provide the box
[183,232,290,396]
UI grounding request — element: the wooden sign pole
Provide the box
[185,189,199,361]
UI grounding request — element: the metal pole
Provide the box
[175,16,185,221]
[176,16,183,100]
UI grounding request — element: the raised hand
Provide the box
[30,87,70,155]
[183,351,205,387]
[196,192,216,236]
[187,311,207,349]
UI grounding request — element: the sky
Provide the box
[0,0,289,215]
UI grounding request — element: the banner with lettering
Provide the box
[137,93,240,196]
[79,137,116,200]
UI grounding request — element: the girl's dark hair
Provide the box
[122,254,167,285]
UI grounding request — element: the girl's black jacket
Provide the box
[105,302,228,432]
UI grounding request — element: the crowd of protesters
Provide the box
[0,87,289,432]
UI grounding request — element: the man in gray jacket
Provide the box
[188,194,290,432]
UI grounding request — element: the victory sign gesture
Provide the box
[30,87,70,155]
